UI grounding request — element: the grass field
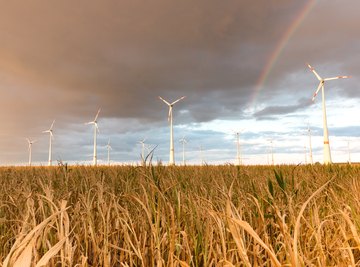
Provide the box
[1,163,360,266]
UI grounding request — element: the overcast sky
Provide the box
[0,0,359,165]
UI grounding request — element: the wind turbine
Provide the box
[43,120,55,166]
[308,64,350,164]
[179,136,187,165]
[85,108,100,166]
[199,145,204,166]
[158,96,186,165]
[27,138,36,166]
[234,131,244,165]
[106,138,112,166]
[268,139,274,165]
[138,138,146,164]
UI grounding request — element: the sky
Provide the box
[0,0,359,165]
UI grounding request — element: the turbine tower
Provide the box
[106,138,112,166]
[179,136,187,165]
[199,145,204,166]
[138,138,146,165]
[43,120,55,166]
[158,96,186,165]
[86,108,100,166]
[268,139,274,165]
[308,64,350,164]
[27,138,36,166]
[234,131,243,165]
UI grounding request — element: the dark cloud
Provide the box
[0,0,308,124]
[253,97,312,119]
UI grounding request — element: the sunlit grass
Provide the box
[0,164,359,265]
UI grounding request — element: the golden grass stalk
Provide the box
[293,176,334,267]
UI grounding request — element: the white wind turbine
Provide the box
[106,138,112,166]
[199,145,204,166]
[27,138,36,166]
[43,120,55,166]
[158,96,186,165]
[308,64,350,164]
[268,139,274,165]
[179,136,187,165]
[85,108,100,166]
[234,130,244,165]
[138,138,146,164]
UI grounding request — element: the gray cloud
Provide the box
[253,97,312,119]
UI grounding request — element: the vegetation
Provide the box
[0,163,360,266]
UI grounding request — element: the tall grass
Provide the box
[0,164,359,265]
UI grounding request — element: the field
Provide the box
[1,164,360,266]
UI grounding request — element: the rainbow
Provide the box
[250,0,317,107]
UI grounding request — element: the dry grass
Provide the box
[0,163,359,266]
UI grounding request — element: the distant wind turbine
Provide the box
[85,108,100,166]
[138,138,146,164]
[43,120,55,166]
[27,138,36,166]
[158,96,186,165]
[179,136,187,165]
[106,138,112,166]
[308,64,350,164]
[234,131,244,165]
[199,145,203,165]
[347,140,351,165]
[268,139,274,165]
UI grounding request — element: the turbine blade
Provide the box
[26,138,30,144]
[85,121,94,125]
[94,108,101,122]
[158,96,171,106]
[324,75,350,81]
[168,107,172,121]
[171,96,186,105]
[307,64,322,81]
[312,82,322,101]
[50,120,55,130]
[95,123,100,133]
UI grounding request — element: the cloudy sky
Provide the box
[0,0,359,165]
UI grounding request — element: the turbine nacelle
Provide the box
[26,138,36,149]
[159,96,186,122]
[106,139,112,150]
[42,120,55,138]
